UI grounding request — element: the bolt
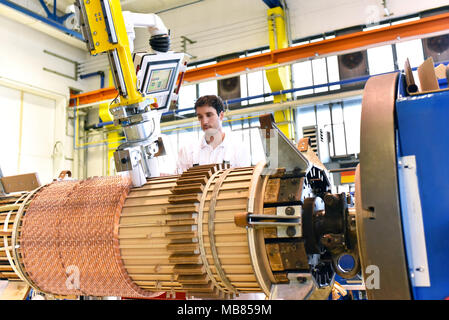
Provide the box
[285,207,295,216]
[286,226,297,237]
[416,267,425,272]
[96,42,100,46]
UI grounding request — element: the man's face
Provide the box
[196,105,223,131]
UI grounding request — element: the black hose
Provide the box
[150,34,171,52]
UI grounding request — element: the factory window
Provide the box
[395,39,425,70]
[178,84,196,110]
[364,16,424,75]
[391,16,420,25]
[330,103,347,156]
[327,56,341,90]
[292,61,314,96]
[342,99,362,155]
[295,105,317,138]
[240,73,248,106]
[180,60,219,107]
[291,56,340,97]
[290,34,341,97]
[196,61,218,98]
[263,72,274,103]
[198,80,218,97]
[312,58,330,93]
[295,99,362,161]
[367,45,395,75]
[239,50,273,105]
[316,104,331,128]
[246,71,264,104]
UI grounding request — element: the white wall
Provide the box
[0,15,95,94]
[130,0,449,63]
[289,0,449,39]
[0,14,97,181]
[134,0,268,62]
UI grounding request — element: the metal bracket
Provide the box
[43,50,79,80]
[181,36,197,59]
[276,205,301,238]
[269,273,316,300]
[113,149,133,172]
[248,213,299,227]
[397,155,430,287]
[247,206,301,237]
[259,114,310,175]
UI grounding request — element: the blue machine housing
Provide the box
[395,72,449,299]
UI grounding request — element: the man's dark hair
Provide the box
[194,95,224,115]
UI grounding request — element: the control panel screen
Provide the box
[146,68,173,94]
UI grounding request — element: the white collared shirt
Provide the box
[176,130,251,174]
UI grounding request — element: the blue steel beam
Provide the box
[262,0,282,8]
[0,0,84,41]
[80,71,106,89]
[38,0,74,24]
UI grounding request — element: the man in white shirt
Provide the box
[176,95,251,174]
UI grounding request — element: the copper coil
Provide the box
[1,163,271,299]
[19,176,154,298]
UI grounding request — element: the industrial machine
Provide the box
[355,68,449,300]
[2,68,448,299]
[0,0,447,301]
[0,113,358,300]
[75,0,186,187]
